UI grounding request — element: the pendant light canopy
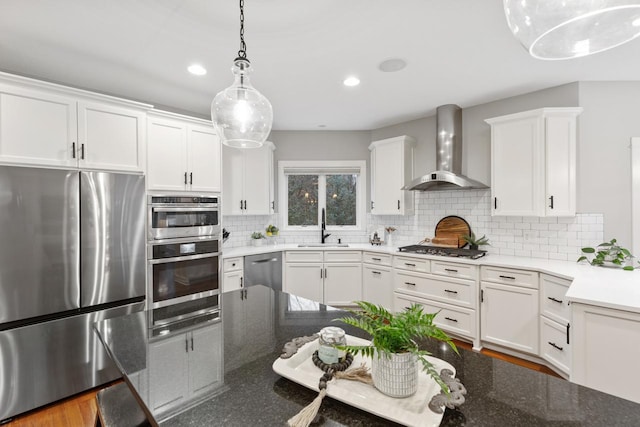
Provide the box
[212,0,273,148]
[503,0,640,60]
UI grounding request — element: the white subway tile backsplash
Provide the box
[222,190,604,261]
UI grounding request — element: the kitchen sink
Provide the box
[297,243,350,248]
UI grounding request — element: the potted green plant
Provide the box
[577,238,636,270]
[265,224,279,236]
[336,301,457,397]
[251,231,266,246]
[462,232,490,250]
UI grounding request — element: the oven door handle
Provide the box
[149,252,221,264]
[152,207,218,213]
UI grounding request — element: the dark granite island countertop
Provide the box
[95,286,640,426]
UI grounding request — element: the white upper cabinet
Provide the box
[147,112,221,193]
[486,108,582,217]
[0,74,149,172]
[223,142,274,215]
[369,136,415,215]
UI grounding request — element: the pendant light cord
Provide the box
[237,0,248,61]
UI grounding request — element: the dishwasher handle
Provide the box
[251,257,279,264]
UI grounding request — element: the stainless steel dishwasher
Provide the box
[244,252,283,291]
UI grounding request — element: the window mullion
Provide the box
[318,174,327,229]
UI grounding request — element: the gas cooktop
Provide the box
[398,245,487,260]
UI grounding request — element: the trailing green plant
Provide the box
[251,231,266,239]
[577,239,635,270]
[462,232,490,249]
[336,301,458,392]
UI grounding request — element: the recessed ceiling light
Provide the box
[378,58,407,72]
[343,76,360,87]
[318,124,327,128]
[188,64,207,76]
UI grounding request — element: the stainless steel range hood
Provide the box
[404,104,488,191]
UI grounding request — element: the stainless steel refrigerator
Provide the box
[0,165,146,421]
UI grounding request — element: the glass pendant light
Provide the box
[212,0,273,148]
[503,0,640,60]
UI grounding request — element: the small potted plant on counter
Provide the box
[251,231,266,246]
[578,238,636,270]
[336,301,458,397]
[462,232,490,250]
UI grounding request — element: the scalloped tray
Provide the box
[272,334,456,427]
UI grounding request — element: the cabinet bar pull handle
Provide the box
[549,195,554,209]
[191,336,194,351]
[444,317,458,323]
[397,200,400,210]
[185,338,189,353]
[320,268,323,279]
[371,201,374,210]
[240,200,243,210]
[184,172,188,185]
[566,323,570,345]
[240,277,243,288]
[271,201,275,210]
[324,268,327,278]
[72,142,76,158]
[547,296,563,304]
[372,271,381,275]
[244,200,247,210]
[481,289,484,302]
[81,143,85,160]
[499,275,516,280]
[444,289,458,294]
[405,263,416,267]
[372,257,381,261]
[444,268,458,273]
[404,282,416,286]
[494,197,497,209]
[190,172,193,185]
[548,342,563,351]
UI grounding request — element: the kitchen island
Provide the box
[95,285,640,426]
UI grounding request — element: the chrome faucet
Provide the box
[321,208,331,243]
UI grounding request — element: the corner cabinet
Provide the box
[486,108,582,217]
[369,136,415,215]
[147,112,221,193]
[223,141,275,215]
[0,76,149,172]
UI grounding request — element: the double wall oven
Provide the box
[147,195,221,326]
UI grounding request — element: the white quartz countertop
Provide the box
[222,243,640,314]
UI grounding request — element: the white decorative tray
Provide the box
[272,334,456,427]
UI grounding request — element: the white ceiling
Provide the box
[2,0,640,131]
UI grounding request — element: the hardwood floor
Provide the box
[4,346,559,427]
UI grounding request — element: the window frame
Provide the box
[278,160,366,231]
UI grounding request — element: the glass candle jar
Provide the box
[318,327,347,364]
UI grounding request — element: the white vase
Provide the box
[386,234,393,247]
[371,351,418,398]
[251,239,263,246]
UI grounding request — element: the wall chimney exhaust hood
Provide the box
[404,104,488,191]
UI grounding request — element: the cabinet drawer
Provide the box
[223,257,243,272]
[394,271,476,309]
[394,293,476,340]
[362,251,392,266]
[286,251,323,263]
[324,250,362,263]
[481,266,538,289]
[540,274,572,324]
[431,260,477,281]
[540,316,570,375]
[393,255,430,273]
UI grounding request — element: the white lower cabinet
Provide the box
[222,257,244,293]
[571,302,640,404]
[362,251,393,310]
[284,251,362,305]
[480,281,539,355]
[362,264,393,310]
[149,322,223,415]
[539,274,571,376]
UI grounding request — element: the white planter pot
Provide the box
[251,239,263,246]
[371,351,418,398]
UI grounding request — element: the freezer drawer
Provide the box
[0,302,145,421]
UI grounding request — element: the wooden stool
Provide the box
[95,382,150,427]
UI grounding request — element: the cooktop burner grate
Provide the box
[398,245,487,259]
